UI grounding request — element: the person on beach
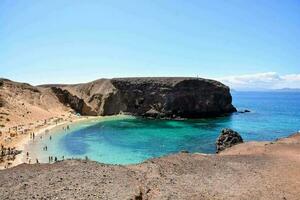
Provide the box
[32,132,35,140]
[36,159,39,164]
[49,136,52,140]
[54,157,57,162]
[26,152,29,157]
[49,156,51,163]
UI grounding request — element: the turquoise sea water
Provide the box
[27,92,300,164]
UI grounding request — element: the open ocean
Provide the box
[26,91,300,164]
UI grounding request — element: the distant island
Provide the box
[274,88,300,92]
[231,88,300,92]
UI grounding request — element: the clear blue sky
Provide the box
[0,0,299,85]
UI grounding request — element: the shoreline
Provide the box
[13,117,83,167]
[2,113,299,170]
[0,115,103,169]
[2,114,132,169]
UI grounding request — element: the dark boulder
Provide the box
[180,150,189,153]
[216,128,243,153]
[238,109,251,113]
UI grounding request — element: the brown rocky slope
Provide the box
[1,133,300,200]
[0,78,72,128]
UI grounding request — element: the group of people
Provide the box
[26,124,72,165]
[26,152,64,164]
[30,132,35,140]
[62,125,70,131]
[1,145,21,163]
[48,156,57,163]
[48,156,64,163]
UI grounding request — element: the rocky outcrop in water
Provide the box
[51,77,236,118]
[216,128,243,153]
[238,109,251,113]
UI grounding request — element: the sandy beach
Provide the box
[0,114,102,169]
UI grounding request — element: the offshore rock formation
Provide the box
[52,77,236,118]
[216,128,243,153]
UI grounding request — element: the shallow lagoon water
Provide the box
[27,92,300,164]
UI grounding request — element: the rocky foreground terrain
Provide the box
[1,133,300,200]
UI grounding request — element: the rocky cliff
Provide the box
[1,77,236,121]
[50,87,97,116]
[52,77,236,118]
